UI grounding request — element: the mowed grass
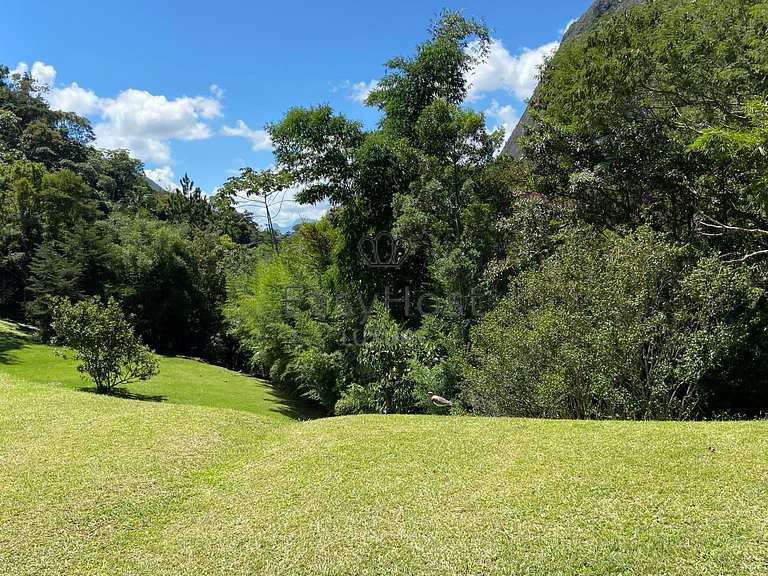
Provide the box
[1,322,768,574]
[0,319,312,421]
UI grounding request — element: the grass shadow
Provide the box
[261,380,324,421]
[0,321,35,365]
[77,386,167,403]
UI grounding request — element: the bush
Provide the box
[334,384,376,415]
[51,296,159,392]
[463,228,763,420]
[354,305,460,414]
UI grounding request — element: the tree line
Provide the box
[0,65,270,365]
[3,0,768,419]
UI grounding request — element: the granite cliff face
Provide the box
[500,0,647,157]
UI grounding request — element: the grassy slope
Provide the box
[1,321,768,574]
[0,319,310,421]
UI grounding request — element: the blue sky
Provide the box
[2,0,591,225]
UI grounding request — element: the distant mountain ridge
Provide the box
[501,0,648,157]
[274,219,313,234]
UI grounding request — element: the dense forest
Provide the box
[3,0,768,420]
[0,68,268,364]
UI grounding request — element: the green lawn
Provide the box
[1,321,767,574]
[0,319,313,421]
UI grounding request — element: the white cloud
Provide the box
[331,79,379,105]
[484,99,519,135]
[144,166,177,190]
[9,61,57,87]
[14,61,225,166]
[466,38,560,102]
[221,120,272,152]
[273,197,331,227]
[47,82,101,115]
[9,62,28,76]
[559,19,579,37]
[210,84,225,99]
[350,79,378,104]
[103,91,218,135]
[32,62,57,86]
[90,90,221,164]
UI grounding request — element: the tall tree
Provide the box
[222,167,293,254]
[160,173,214,231]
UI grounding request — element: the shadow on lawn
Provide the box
[0,322,34,365]
[263,384,324,421]
[77,386,167,403]
[170,354,322,421]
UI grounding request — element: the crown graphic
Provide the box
[357,232,411,268]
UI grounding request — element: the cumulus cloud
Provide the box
[9,63,27,77]
[31,62,57,86]
[331,79,379,104]
[47,82,101,115]
[13,61,224,165]
[221,120,272,152]
[144,166,177,190]
[484,99,519,135]
[92,90,221,163]
[466,38,560,102]
[10,61,56,86]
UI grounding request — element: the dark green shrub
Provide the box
[51,297,159,392]
[464,228,762,420]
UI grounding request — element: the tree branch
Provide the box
[725,249,768,264]
[697,213,768,236]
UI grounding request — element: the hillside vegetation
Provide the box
[4,1,768,419]
[4,1,768,573]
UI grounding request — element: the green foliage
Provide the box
[51,296,159,391]
[266,11,500,315]
[465,228,763,419]
[24,239,85,335]
[7,2,768,421]
[111,217,230,356]
[91,149,147,205]
[367,9,490,139]
[333,383,375,416]
[470,0,768,420]
[0,161,101,314]
[268,105,364,206]
[393,99,504,323]
[39,169,99,238]
[355,304,417,413]
[226,222,343,412]
[0,67,95,173]
[0,62,262,368]
[157,174,218,234]
[240,11,507,415]
[343,305,461,415]
[525,0,768,240]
